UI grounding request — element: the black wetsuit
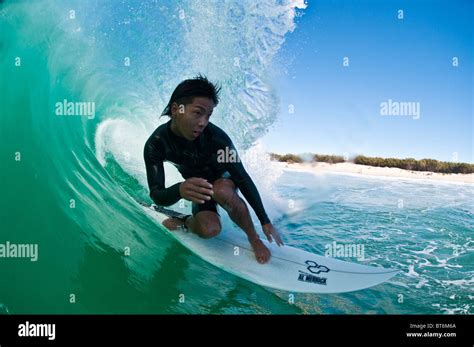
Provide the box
[143,120,270,225]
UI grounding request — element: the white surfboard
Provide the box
[141,204,398,293]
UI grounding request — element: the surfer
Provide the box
[144,75,283,264]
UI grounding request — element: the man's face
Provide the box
[171,97,215,141]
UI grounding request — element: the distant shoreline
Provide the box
[274,161,474,184]
[269,153,474,174]
[268,153,473,184]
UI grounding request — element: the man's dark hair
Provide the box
[161,74,221,117]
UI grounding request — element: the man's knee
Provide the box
[195,212,221,239]
[198,222,221,239]
[212,178,236,207]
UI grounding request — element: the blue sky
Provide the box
[262,0,473,163]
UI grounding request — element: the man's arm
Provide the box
[143,138,182,206]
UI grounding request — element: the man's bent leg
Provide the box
[163,196,221,237]
[212,179,258,238]
[185,211,221,239]
[212,178,271,263]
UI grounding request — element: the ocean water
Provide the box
[275,171,473,314]
[1,0,472,314]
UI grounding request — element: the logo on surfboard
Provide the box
[297,260,330,285]
[297,271,327,285]
[305,260,330,274]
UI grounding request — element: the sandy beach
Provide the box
[276,161,474,184]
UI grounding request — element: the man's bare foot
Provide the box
[249,237,271,264]
[162,217,186,231]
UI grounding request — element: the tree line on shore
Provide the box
[269,153,474,174]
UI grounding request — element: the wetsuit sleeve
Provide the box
[219,136,271,226]
[144,138,182,206]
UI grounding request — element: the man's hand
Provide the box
[179,177,214,204]
[262,223,284,246]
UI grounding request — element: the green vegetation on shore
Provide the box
[269,153,474,174]
[269,153,304,163]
